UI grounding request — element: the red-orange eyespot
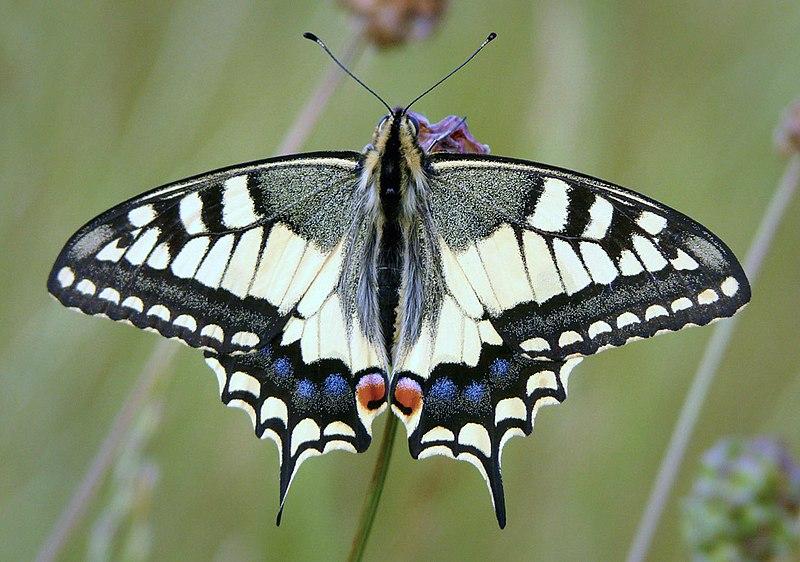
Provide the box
[393,377,423,416]
[356,373,386,410]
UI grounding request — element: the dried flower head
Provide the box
[339,0,447,48]
[775,99,800,155]
[682,437,800,562]
[410,111,490,155]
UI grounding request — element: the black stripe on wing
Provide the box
[391,341,581,528]
[206,333,388,523]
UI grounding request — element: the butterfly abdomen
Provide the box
[377,208,402,360]
[376,125,404,360]
[374,111,435,362]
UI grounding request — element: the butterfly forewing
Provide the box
[48,152,361,353]
[427,153,750,361]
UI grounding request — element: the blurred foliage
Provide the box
[775,99,800,156]
[1,2,799,561]
[683,437,800,561]
[88,401,162,562]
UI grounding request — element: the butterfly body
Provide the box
[48,108,749,528]
[352,109,433,364]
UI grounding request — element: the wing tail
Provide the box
[206,336,388,524]
[391,337,580,528]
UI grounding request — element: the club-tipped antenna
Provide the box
[303,32,392,113]
[404,32,497,113]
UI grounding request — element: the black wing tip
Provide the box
[739,271,753,305]
[303,32,319,42]
[275,505,284,527]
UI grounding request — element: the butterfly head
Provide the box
[372,108,421,149]
[368,108,426,200]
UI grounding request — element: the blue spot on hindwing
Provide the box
[324,373,349,396]
[323,373,350,414]
[429,378,457,400]
[293,378,319,411]
[490,358,510,378]
[297,379,315,398]
[488,357,516,390]
[425,377,457,417]
[274,357,293,378]
[464,381,487,403]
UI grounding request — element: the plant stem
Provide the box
[626,155,800,562]
[347,414,399,562]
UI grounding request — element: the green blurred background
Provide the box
[2,2,799,560]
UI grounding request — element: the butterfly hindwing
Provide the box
[392,337,581,527]
[205,329,388,520]
[427,153,750,361]
[48,152,362,355]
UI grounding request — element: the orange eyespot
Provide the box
[393,377,423,416]
[356,373,386,410]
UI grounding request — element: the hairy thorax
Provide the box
[342,112,441,369]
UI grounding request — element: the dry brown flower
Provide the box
[339,0,447,48]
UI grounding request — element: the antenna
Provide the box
[303,32,392,113]
[404,32,497,113]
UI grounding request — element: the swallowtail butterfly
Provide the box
[47,32,750,528]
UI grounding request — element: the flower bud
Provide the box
[682,437,800,561]
[339,0,447,48]
[410,111,490,155]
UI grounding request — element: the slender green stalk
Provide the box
[347,415,399,562]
